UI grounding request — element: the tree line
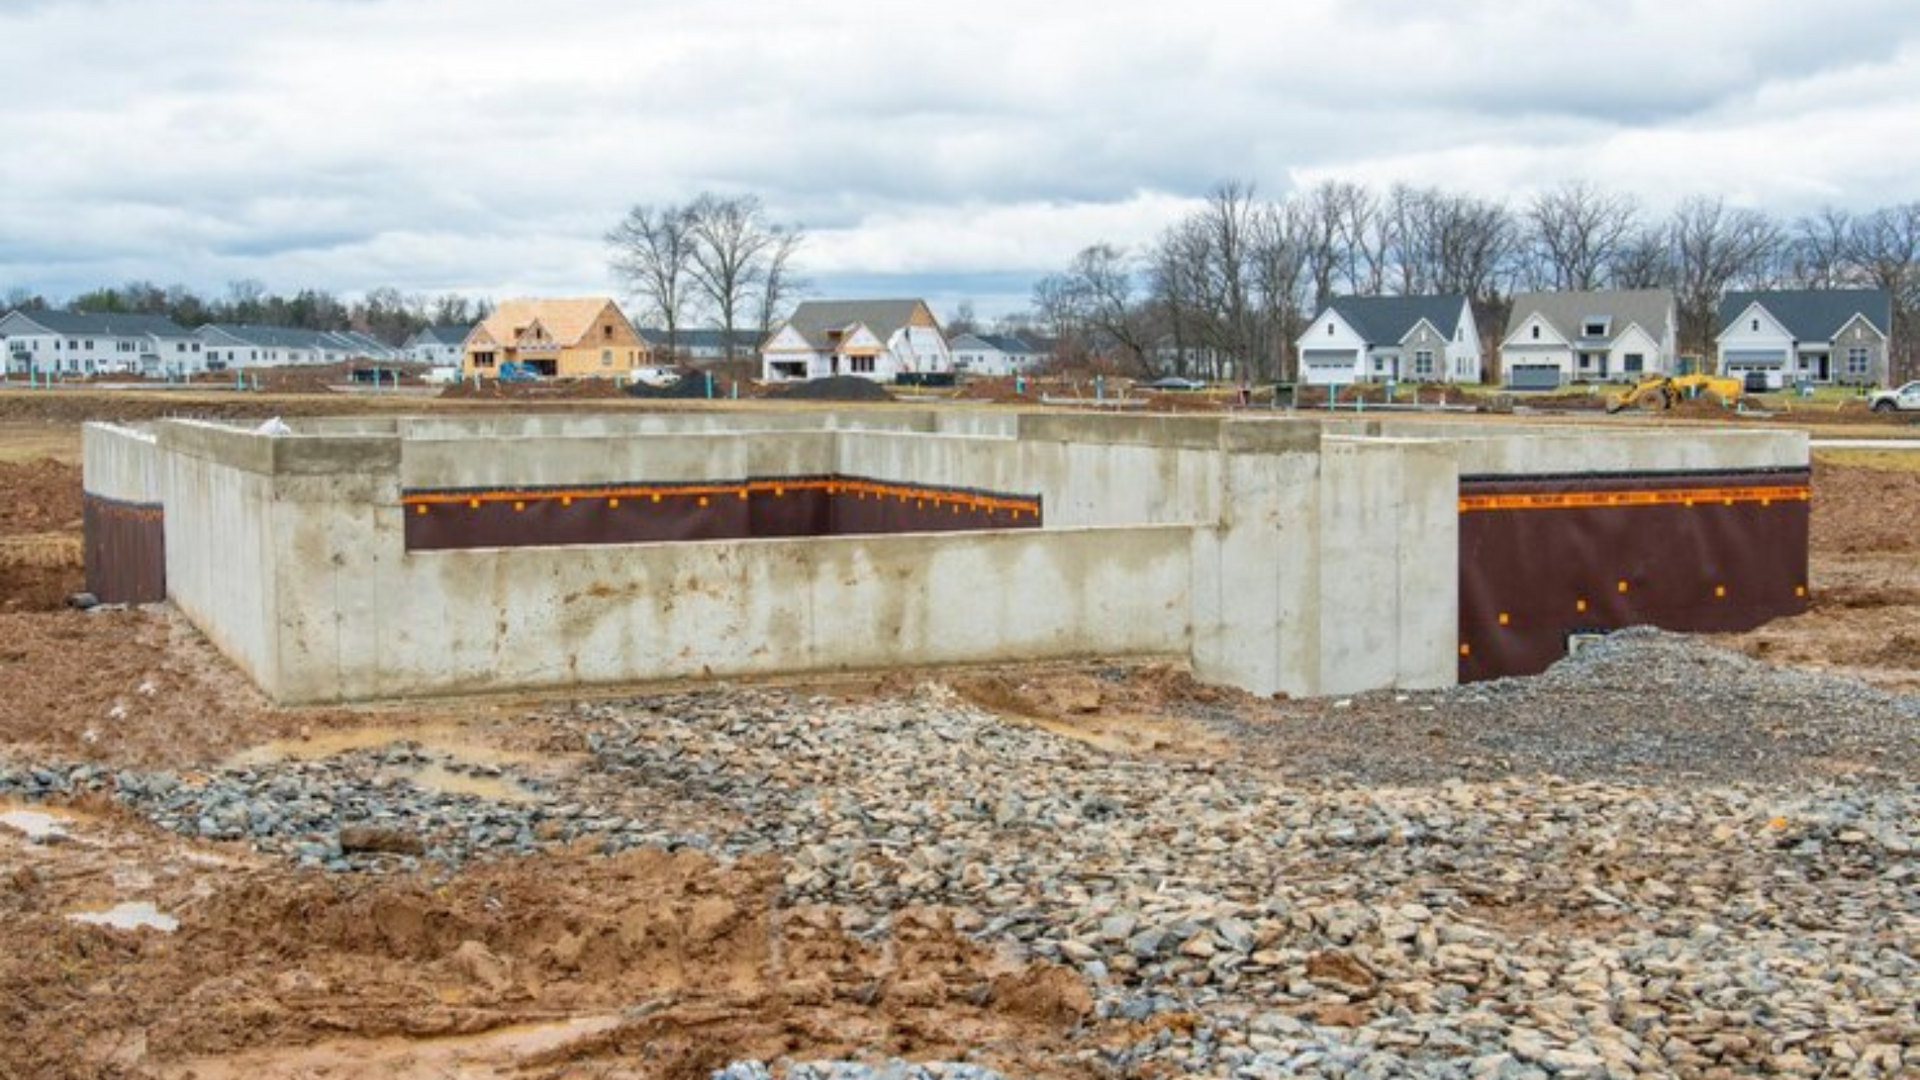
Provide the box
[1,280,492,345]
[1031,182,1920,383]
[605,193,806,361]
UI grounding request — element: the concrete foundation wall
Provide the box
[82,409,1811,706]
[80,424,162,504]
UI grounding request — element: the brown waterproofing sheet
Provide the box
[1458,468,1810,682]
[82,493,166,604]
[401,475,1043,552]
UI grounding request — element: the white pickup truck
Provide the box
[1869,381,1920,413]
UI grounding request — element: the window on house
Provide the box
[1625,353,1645,373]
[1414,350,1434,378]
[851,356,875,374]
[1847,347,1869,376]
[1751,318,1760,332]
[1583,322,1605,337]
[1327,323,1334,336]
[603,325,613,340]
[601,349,612,365]
[1530,325,1540,340]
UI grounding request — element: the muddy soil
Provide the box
[0,812,1092,1080]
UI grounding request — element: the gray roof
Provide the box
[1505,289,1674,344]
[1,309,191,339]
[951,332,1041,354]
[1719,289,1890,341]
[411,324,473,346]
[1323,295,1468,345]
[201,324,394,356]
[776,299,935,350]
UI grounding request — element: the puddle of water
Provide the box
[226,723,539,770]
[403,762,537,804]
[0,805,73,841]
[67,901,178,933]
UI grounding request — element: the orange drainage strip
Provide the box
[1458,485,1810,513]
[401,477,1044,518]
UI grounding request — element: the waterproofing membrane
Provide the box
[1458,468,1810,682]
[82,493,166,604]
[401,475,1043,552]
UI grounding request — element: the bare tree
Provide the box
[1334,184,1390,295]
[754,225,808,339]
[1670,196,1783,353]
[1844,202,1920,381]
[1067,243,1152,371]
[1300,180,1352,309]
[1525,181,1641,291]
[1248,201,1309,380]
[1608,227,1675,290]
[606,203,697,357]
[1789,207,1854,289]
[686,194,774,362]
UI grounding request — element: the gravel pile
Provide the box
[3,630,1915,1077]
[1237,627,1918,786]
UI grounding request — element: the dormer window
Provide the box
[1582,318,1609,337]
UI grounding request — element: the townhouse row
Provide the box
[0,311,477,377]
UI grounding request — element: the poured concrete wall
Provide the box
[82,409,1810,706]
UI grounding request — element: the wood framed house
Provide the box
[1716,289,1892,388]
[1500,290,1677,389]
[760,299,951,383]
[1295,295,1481,385]
[462,298,647,379]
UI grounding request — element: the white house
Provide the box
[950,332,1045,376]
[0,310,203,377]
[1500,289,1677,389]
[761,299,951,382]
[404,325,473,366]
[1716,289,1892,389]
[1294,295,1482,386]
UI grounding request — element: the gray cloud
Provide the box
[2,0,1917,314]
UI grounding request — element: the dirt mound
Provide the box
[0,843,1093,1079]
[770,376,895,402]
[0,459,82,537]
[1812,461,1919,554]
[0,607,364,767]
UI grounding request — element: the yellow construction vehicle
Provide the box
[1605,374,1745,414]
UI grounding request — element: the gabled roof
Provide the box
[199,324,332,349]
[476,298,627,349]
[410,324,473,346]
[1504,290,1673,343]
[776,299,935,351]
[1,310,191,339]
[1319,295,1467,346]
[1718,289,1891,341]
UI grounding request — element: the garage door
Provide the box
[1507,364,1562,391]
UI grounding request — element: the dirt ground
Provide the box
[0,398,1913,1079]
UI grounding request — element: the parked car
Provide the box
[1868,380,1920,413]
[1146,376,1207,391]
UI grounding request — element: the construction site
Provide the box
[1,389,1915,1080]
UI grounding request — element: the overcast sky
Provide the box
[4,0,1918,318]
